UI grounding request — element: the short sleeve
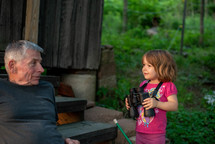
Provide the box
[165,82,177,97]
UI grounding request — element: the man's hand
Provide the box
[65,138,80,144]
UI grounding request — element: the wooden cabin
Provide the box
[0,0,118,143]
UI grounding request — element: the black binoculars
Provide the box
[126,87,155,119]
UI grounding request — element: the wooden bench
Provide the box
[0,74,117,144]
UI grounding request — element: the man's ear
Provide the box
[8,60,17,73]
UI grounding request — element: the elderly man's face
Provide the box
[12,49,44,85]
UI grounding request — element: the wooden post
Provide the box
[24,0,40,43]
[180,0,187,55]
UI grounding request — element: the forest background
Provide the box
[97,0,215,143]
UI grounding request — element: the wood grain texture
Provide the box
[24,0,40,43]
[57,121,117,144]
[57,112,83,125]
[38,0,104,70]
[55,96,87,113]
[0,0,25,51]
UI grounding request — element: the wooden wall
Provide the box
[0,0,104,70]
[0,0,26,51]
[38,0,104,70]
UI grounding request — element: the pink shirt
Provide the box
[136,81,177,134]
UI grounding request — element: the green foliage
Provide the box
[102,0,123,35]
[0,66,5,70]
[207,3,215,15]
[167,106,215,143]
[96,79,132,111]
[41,68,47,75]
[103,0,122,16]
[127,0,161,29]
[202,54,215,70]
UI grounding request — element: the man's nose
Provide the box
[38,63,44,73]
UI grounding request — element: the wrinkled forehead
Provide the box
[24,49,42,60]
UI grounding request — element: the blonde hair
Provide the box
[143,49,177,82]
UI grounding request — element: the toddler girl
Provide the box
[125,49,178,144]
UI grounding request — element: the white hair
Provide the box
[4,40,44,72]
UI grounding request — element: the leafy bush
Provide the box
[167,106,215,143]
[96,78,132,111]
[0,66,5,69]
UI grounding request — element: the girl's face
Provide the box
[142,56,159,84]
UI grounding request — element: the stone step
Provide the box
[111,118,136,144]
[129,136,136,144]
[58,121,117,144]
[85,106,124,123]
[85,106,137,144]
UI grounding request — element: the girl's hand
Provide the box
[125,98,130,110]
[142,98,158,110]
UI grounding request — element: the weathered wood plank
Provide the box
[0,52,5,65]
[0,0,25,51]
[56,96,87,125]
[57,112,84,125]
[38,0,62,67]
[0,74,8,79]
[1,0,104,70]
[86,0,103,69]
[38,0,104,70]
[57,121,117,144]
[55,96,87,113]
[70,0,88,69]
[57,0,75,68]
[24,0,40,43]
[40,75,60,87]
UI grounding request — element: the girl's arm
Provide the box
[143,94,178,111]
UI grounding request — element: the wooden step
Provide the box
[55,96,87,125]
[55,96,87,113]
[0,74,7,79]
[57,121,117,144]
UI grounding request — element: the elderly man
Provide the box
[0,40,79,144]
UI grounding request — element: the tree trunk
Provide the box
[122,0,127,32]
[180,0,187,55]
[199,0,205,46]
[205,0,208,17]
[213,0,215,19]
